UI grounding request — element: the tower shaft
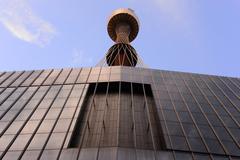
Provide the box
[115,23,131,43]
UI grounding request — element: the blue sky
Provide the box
[0,0,239,77]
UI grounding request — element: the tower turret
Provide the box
[106,8,139,66]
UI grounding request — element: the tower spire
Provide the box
[106,8,140,66]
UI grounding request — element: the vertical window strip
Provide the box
[160,71,193,154]
[56,69,87,159]
[116,80,121,148]
[170,72,212,158]
[188,74,229,155]
[96,67,112,159]
[150,70,175,158]
[13,69,63,160]
[36,69,73,159]
[141,70,157,159]
[130,70,138,159]
[76,67,102,159]
[199,75,240,152]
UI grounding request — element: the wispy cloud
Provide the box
[0,0,56,46]
[72,48,93,66]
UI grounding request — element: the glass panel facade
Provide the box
[0,66,239,159]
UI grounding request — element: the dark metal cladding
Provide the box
[0,67,239,160]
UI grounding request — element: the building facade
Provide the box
[0,67,240,159]
[0,9,240,160]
